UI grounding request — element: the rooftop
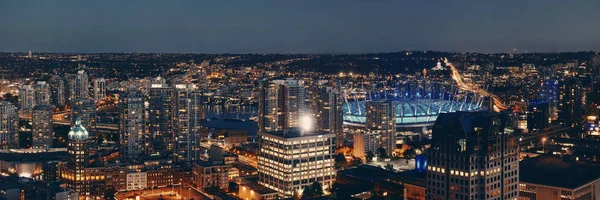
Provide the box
[241,182,277,195]
[520,155,600,189]
[398,170,427,188]
[195,160,228,167]
[260,128,334,139]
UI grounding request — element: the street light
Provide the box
[542,137,547,152]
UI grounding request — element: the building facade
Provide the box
[527,100,549,134]
[32,105,53,149]
[173,84,203,162]
[427,111,519,200]
[61,119,106,199]
[312,81,344,147]
[0,101,18,149]
[365,100,397,156]
[34,81,51,106]
[119,88,146,160]
[258,128,336,198]
[92,78,106,103]
[352,130,381,161]
[193,161,230,191]
[558,77,583,135]
[49,75,66,106]
[18,84,35,110]
[258,79,305,132]
[74,70,89,99]
[148,84,175,155]
[71,98,96,135]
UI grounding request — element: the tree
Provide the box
[334,153,348,168]
[104,187,117,200]
[384,163,395,172]
[403,148,416,159]
[366,151,375,162]
[378,147,388,159]
[302,182,323,199]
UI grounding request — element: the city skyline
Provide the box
[2,1,600,53]
[3,2,600,200]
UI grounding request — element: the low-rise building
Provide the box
[193,161,230,191]
[126,172,147,191]
[519,155,600,200]
[238,182,278,200]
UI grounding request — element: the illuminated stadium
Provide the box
[342,81,484,128]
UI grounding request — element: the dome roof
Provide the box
[68,118,89,141]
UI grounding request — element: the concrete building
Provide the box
[32,105,53,149]
[258,128,336,198]
[527,100,549,134]
[70,98,96,135]
[519,155,600,200]
[558,77,583,135]
[311,81,344,147]
[148,84,175,155]
[0,101,18,149]
[92,78,106,103]
[365,100,397,156]
[18,84,35,110]
[352,130,381,161]
[34,81,51,106]
[49,75,66,106]
[61,118,106,199]
[258,79,305,132]
[427,111,519,200]
[238,181,278,200]
[193,161,230,191]
[54,190,79,200]
[173,84,203,162]
[126,171,148,191]
[42,161,61,183]
[74,70,89,99]
[119,88,146,160]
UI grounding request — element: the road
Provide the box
[519,126,571,144]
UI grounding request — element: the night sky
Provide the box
[1,0,599,53]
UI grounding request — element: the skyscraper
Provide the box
[258,78,305,132]
[48,75,66,106]
[427,111,519,200]
[258,128,336,198]
[352,130,381,162]
[173,84,202,161]
[74,70,89,99]
[0,101,18,149]
[18,84,35,110]
[71,98,96,135]
[61,118,106,199]
[119,88,146,160]
[540,79,559,121]
[148,83,175,155]
[558,77,583,134]
[527,100,549,134]
[365,100,397,156]
[311,80,344,147]
[34,81,51,106]
[32,105,53,149]
[93,78,106,103]
[65,74,77,103]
